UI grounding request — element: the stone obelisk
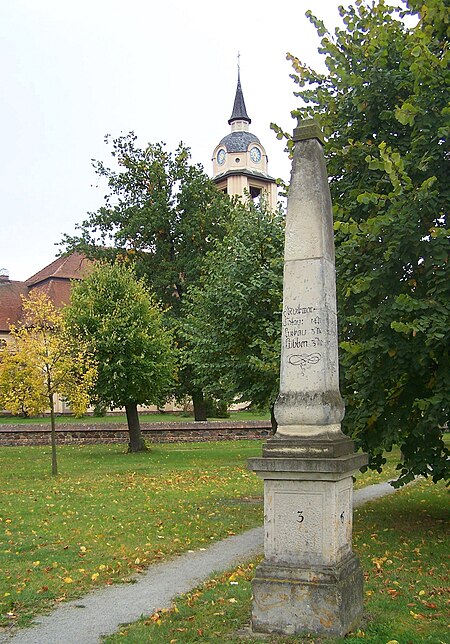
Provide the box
[248,118,367,637]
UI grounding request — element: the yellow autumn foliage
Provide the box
[0,290,97,418]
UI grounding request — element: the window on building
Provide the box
[250,186,261,202]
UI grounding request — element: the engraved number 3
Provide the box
[297,510,304,524]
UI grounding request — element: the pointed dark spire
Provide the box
[228,67,251,125]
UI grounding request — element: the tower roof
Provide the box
[219,131,260,152]
[228,71,251,125]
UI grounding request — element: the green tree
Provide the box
[184,199,284,426]
[0,291,96,475]
[273,0,449,484]
[62,136,233,420]
[65,263,177,452]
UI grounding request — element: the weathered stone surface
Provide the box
[260,475,353,566]
[274,129,344,438]
[247,118,367,636]
[249,453,367,477]
[263,435,355,458]
[292,117,325,145]
[252,553,364,636]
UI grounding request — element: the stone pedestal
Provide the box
[248,118,367,637]
[252,554,363,637]
[249,453,366,636]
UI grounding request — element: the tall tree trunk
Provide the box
[49,394,58,475]
[125,402,147,452]
[192,389,207,422]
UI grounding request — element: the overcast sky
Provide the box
[0,0,345,281]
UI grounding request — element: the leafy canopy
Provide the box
[0,290,96,418]
[62,135,232,314]
[184,199,284,412]
[273,0,449,484]
[65,262,177,410]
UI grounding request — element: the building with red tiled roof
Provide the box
[0,252,92,343]
[0,276,29,337]
[25,252,92,309]
[0,253,93,413]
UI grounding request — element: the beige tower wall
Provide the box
[212,118,278,209]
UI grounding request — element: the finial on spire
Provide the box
[228,58,251,125]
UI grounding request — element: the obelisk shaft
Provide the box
[274,120,344,440]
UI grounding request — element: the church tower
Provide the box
[212,68,277,209]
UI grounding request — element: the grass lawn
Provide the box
[0,440,431,635]
[104,478,449,644]
[0,410,270,425]
[0,441,264,629]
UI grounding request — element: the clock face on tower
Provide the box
[217,148,226,165]
[250,147,261,163]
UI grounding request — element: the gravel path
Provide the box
[1,481,397,644]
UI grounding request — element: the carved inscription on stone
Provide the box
[283,305,325,372]
[272,490,324,563]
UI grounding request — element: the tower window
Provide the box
[235,157,240,163]
[250,186,261,200]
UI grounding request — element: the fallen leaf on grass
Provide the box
[371,555,387,570]
[387,589,400,598]
[410,610,427,619]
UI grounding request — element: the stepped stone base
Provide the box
[252,553,364,637]
[263,434,356,458]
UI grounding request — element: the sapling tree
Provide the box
[0,291,96,475]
